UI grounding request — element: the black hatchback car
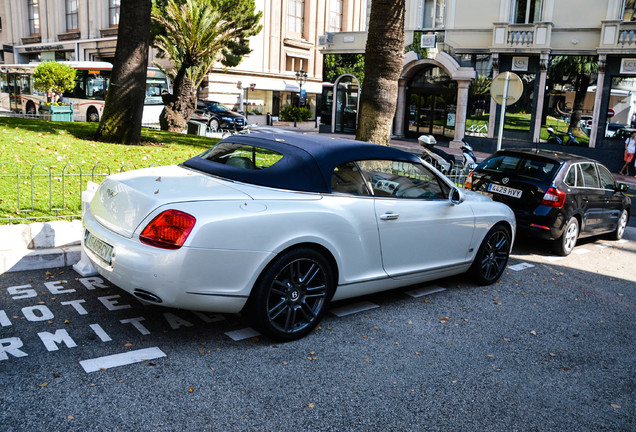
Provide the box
[192,101,247,131]
[465,148,630,255]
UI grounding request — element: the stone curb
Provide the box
[0,220,83,274]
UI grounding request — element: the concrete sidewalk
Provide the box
[1,129,635,274]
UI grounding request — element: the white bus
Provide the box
[0,61,170,126]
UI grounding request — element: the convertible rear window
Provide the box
[480,155,559,183]
[199,142,284,170]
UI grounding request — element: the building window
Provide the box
[28,0,40,35]
[421,0,445,29]
[329,0,343,32]
[287,0,304,36]
[286,55,306,73]
[66,0,79,31]
[510,0,542,24]
[109,0,121,26]
[622,0,636,20]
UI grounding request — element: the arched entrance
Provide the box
[406,66,457,139]
[395,53,475,148]
[331,74,360,134]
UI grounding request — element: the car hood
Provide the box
[89,165,253,238]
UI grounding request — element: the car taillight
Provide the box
[139,210,196,250]
[541,187,566,209]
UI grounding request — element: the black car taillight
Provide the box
[464,170,474,189]
[541,187,566,208]
[140,210,196,250]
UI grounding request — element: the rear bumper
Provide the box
[82,209,274,314]
[514,207,566,240]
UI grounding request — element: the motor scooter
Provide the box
[461,142,478,172]
[546,126,563,145]
[418,135,456,174]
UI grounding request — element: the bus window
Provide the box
[86,73,108,100]
[20,74,32,95]
[145,70,169,105]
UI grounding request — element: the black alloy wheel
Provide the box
[246,248,334,341]
[469,224,511,285]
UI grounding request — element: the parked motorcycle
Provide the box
[546,126,563,145]
[547,126,580,146]
[418,135,456,174]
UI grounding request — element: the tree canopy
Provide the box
[152,0,262,131]
[32,62,76,99]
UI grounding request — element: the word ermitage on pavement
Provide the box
[0,276,225,364]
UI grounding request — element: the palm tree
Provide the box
[355,0,405,145]
[96,0,152,145]
[549,56,598,132]
[153,0,261,132]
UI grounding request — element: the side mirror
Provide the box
[617,182,629,192]
[449,186,465,205]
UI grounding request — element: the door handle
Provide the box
[380,212,399,221]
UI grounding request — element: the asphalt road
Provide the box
[1,230,634,432]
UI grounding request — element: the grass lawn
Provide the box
[466,113,590,146]
[0,117,219,223]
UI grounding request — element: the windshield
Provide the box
[480,154,560,183]
[144,69,169,105]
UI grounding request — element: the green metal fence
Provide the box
[0,162,155,223]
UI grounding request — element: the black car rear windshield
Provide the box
[480,154,560,183]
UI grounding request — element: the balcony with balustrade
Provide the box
[491,22,553,52]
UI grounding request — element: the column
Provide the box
[532,53,549,143]
[589,55,606,149]
[451,80,470,148]
[393,78,407,138]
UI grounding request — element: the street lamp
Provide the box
[295,68,308,127]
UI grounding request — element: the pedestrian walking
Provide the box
[620,131,636,176]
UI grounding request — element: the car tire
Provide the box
[87,108,99,122]
[608,209,628,241]
[245,248,334,341]
[468,224,511,285]
[26,102,36,115]
[208,118,220,132]
[554,217,579,256]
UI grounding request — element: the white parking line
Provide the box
[543,256,566,262]
[330,301,379,317]
[508,262,535,271]
[225,327,260,341]
[79,347,166,373]
[573,248,590,255]
[405,285,446,298]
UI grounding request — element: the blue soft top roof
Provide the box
[183,133,421,193]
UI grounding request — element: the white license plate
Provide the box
[488,183,522,199]
[85,230,113,264]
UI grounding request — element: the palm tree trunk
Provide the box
[96,0,151,145]
[355,0,405,145]
[159,66,197,132]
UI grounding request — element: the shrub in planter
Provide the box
[280,105,312,122]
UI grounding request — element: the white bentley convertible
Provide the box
[82,133,515,340]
